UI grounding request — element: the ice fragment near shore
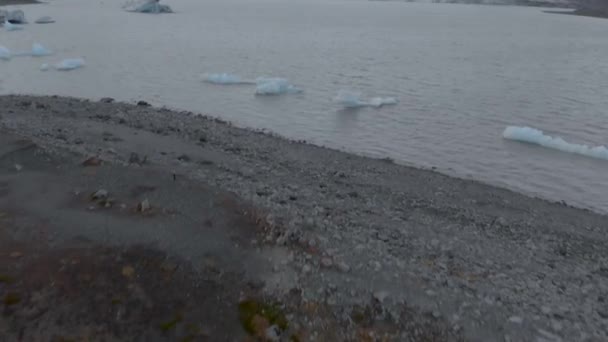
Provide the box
[55,58,85,71]
[31,43,52,57]
[4,20,23,31]
[334,90,397,108]
[203,73,255,85]
[503,126,608,161]
[255,77,302,95]
[0,46,11,60]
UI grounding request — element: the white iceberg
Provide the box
[4,20,23,31]
[31,43,52,57]
[334,90,398,108]
[55,58,85,71]
[503,126,608,161]
[0,46,11,60]
[203,73,255,85]
[255,77,302,95]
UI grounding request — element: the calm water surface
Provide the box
[2,0,607,212]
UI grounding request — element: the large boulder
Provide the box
[7,10,26,24]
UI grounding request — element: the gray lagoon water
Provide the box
[1,0,607,212]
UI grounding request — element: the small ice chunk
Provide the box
[31,43,52,57]
[123,0,173,13]
[7,10,26,24]
[40,63,49,71]
[203,73,254,85]
[334,90,398,109]
[4,20,23,31]
[35,16,55,24]
[55,58,85,71]
[255,77,302,95]
[334,90,365,108]
[0,45,11,60]
[503,126,608,161]
[367,97,398,107]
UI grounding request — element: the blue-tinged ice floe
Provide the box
[31,43,52,57]
[334,90,397,108]
[202,73,255,85]
[255,77,302,95]
[55,58,85,71]
[0,46,11,60]
[4,20,23,31]
[503,126,608,161]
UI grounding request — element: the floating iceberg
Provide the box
[0,46,11,60]
[255,77,302,95]
[334,90,398,108]
[367,97,398,107]
[4,20,23,31]
[503,126,608,161]
[55,58,85,71]
[7,10,26,24]
[203,73,255,85]
[35,16,55,24]
[123,0,173,13]
[31,43,52,57]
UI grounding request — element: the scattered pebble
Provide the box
[373,291,389,302]
[509,316,524,324]
[91,189,108,200]
[336,261,350,273]
[320,257,333,268]
[121,265,135,278]
[138,199,151,212]
[9,251,23,258]
[82,156,103,167]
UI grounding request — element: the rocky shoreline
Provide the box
[1,95,607,341]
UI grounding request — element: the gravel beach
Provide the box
[0,95,607,341]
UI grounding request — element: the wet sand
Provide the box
[0,95,607,341]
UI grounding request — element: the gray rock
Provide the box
[91,189,108,200]
[509,316,524,324]
[138,198,151,212]
[265,325,280,341]
[320,257,333,268]
[336,261,350,273]
[35,16,55,24]
[373,290,389,302]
